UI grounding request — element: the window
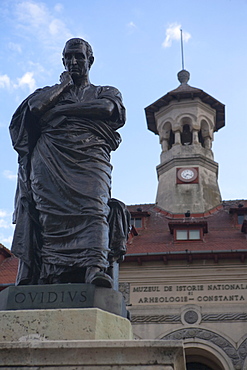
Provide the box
[198,130,204,147]
[176,230,187,240]
[229,206,247,227]
[131,217,142,228]
[189,230,201,240]
[181,124,192,145]
[238,214,245,224]
[242,220,247,234]
[129,209,150,231]
[168,130,175,149]
[169,221,207,242]
[176,229,201,241]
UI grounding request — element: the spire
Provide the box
[180,29,185,70]
[178,29,190,85]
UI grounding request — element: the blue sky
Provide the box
[1,0,247,249]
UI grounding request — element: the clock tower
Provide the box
[145,70,225,215]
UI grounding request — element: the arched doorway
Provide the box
[185,348,225,370]
[187,363,213,370]
[161,329,233,370]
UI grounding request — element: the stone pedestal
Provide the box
[0,340,185,369]
[0,298,186,369]
[0,308,133,341]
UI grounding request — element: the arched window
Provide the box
[199,120,211,148]
[161,122,174,150]
[181,124,192,145]
[198,130,205,147]
[168,129,175,149]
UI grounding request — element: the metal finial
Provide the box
[180,29,185,70]
[178,29,190,85]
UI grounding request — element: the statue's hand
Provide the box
[60,71,73,86]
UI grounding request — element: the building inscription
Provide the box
[130,283,247,306]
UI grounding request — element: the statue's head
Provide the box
[62,38,94,77]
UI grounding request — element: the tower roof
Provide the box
[145,70,225,134]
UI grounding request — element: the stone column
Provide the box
[204,136,212,149]
[174,130,181,145]
[192,129,199,144]
[161,138,169,152]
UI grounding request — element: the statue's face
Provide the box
[63,43,90,79]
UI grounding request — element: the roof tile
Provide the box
[0,256,18,284]
[127,201,247,256]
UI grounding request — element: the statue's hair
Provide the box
[63,38,94,68]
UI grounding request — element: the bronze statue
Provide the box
[10,38,128,288]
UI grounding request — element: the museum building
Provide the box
[0,70,247,369]
[119,70,247,370]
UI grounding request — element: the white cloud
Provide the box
[28,61,45,74]
[49,19,66,36]
[0,71,36,92]
[0,234,13,249]
[2,235,13,244]
[0,210,8,218]
[54,3,64,13]
[8,42,22,53]
[162,23,191,48]
[15,72,36,91]
[3,170,17,181]
[0,210,13,230]
[127,21,137,29]
[126,21,138,35]
[15,1,72,45]
[0,74,11,89]
[0,219,10,229]
[16,1,47,28]
[0,210,14,248]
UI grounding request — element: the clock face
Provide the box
[181,169,194,180]
[177,168,198,183]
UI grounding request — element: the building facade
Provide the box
[1,69,247,370]
[120,70,247,370]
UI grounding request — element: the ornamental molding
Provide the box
[119,282,130,304]
[184,310,199,324]
[202,313,247,322]
[131,314,181,324]
[162,328,247,370]
[130,312,247,324]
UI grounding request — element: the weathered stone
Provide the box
[147,95,223,214]
[0,340,185,369]
[0,308,133,341]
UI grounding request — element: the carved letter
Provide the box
[80,291,87,302]
[48,292,58,303]
[68,291,78,302]
[28,292,38,303]
[15,293,26,303]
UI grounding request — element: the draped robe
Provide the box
[10,83,126,284]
